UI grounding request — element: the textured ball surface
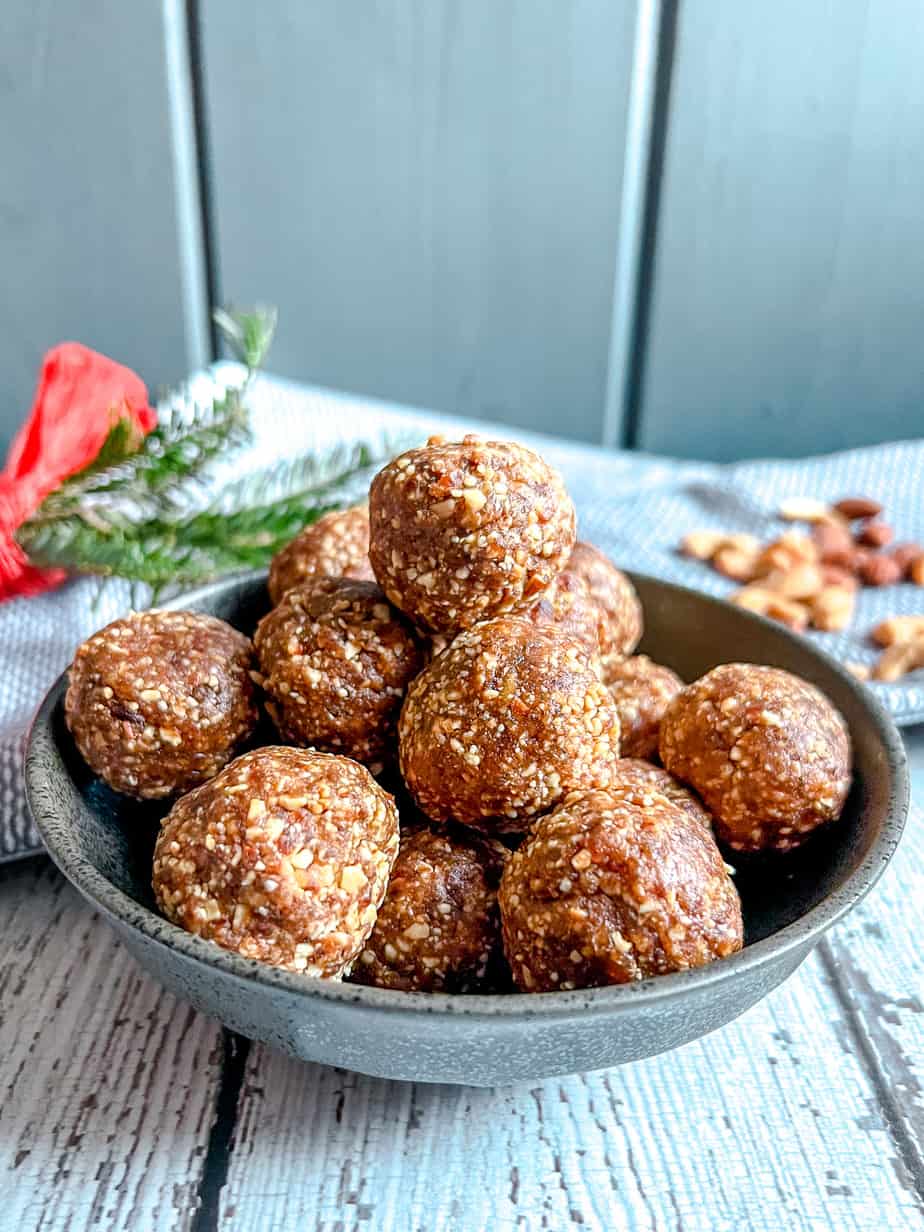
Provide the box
[268,506,373,605]
[369,435,576,634]
[499,790,743,991]
[66,609,258,799]
[399,616,621,832]
[567,541,643,658]
[606,758,713,831]
[605,655,684,759]
[255,577,423,769]
[350,826,508,992]
[659,663,851,853]
[153,747,399,977]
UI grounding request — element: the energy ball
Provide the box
[268,506,373,605]
[607,758,713,831]
[605,655,684,759]
[659,663,851,854]
[369,434,576,634]
[399,616,622,832]
[350,826,508,993]
[567,541,643,658]
[499,790,743,991]
[254,577,424,770]
[66,610,258,799]
[521,569,607,658]
[153,747,399,977]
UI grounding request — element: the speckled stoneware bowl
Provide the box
[26,571,908,1086]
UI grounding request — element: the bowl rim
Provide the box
[25,570,910,1022]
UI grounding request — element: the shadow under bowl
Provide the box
[25,571,908,1085]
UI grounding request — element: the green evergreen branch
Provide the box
[16,300,411,596]
[29,308,273,525]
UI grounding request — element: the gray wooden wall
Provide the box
[3,1,922,461]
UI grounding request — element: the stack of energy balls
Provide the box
[65,434,852,995]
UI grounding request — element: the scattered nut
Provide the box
[812,523,856,568]
[857,521,894,549]
[871,616,924,647]
[820,564,859,591]
[891,543,923,576]
[834,497,883,520]
[811,586,856,632]
[756,532,817,575]
[858,554,902,588]
[778,498,832,523]
[713,545,760,582]
[680,495,915,644]
[846,661,872,682]
[873,637,924,682]
[731,588,809,631]
[774,563,825,601]
[680,531,727,561]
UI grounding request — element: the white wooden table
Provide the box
[1,730,921,1232]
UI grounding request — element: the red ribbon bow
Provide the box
[0,344,156,601]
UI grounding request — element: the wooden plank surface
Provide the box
[218,888,923,1231]
[200,0,635,444]
[0,0,194,452]
[635,0,924,461]
[0,859,224,1232]
[0,744,920,1230]
[1,813,921,1229]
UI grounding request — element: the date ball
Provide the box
[254,577,424,770]
[659,664,851,854]
[521,569,608,658]
[369,435,576,634]
[499,790,743,991]
[268,506,373,605]
[604,655,683,759]
[568,541,643,658]
[66,610,258,799]
[153,747,399,976]
[608,758,712,831]
[399,617,622,832]
[350,826,508,993]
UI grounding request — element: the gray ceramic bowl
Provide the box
[25,571,908,1086]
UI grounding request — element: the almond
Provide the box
[858,554,902,587]
[777,497,832,523]
[834,496,883,520]
[731,587,777,613]
[846,661,872,682]
[777,563,825,600]
[891,543,923,575]
[680,530,727,561]
[812,523,856,568]
[713,545,760,582]
[756,532,817,575]
[810,585,856,632]
[872,616,924,647]
[820,564,859,591]
[856,520,894,549]
[764,596,810,632]
[911,556,924,587]
[732,588,809,631]
[873,637,924,682]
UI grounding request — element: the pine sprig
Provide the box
[16,306,410,597]
[18,444,393,597]
[30,388,251,525]
[29,308,270,526]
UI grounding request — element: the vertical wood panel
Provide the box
[200,0,635,443]
[0,1,196,452]
[636,0,924,461]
